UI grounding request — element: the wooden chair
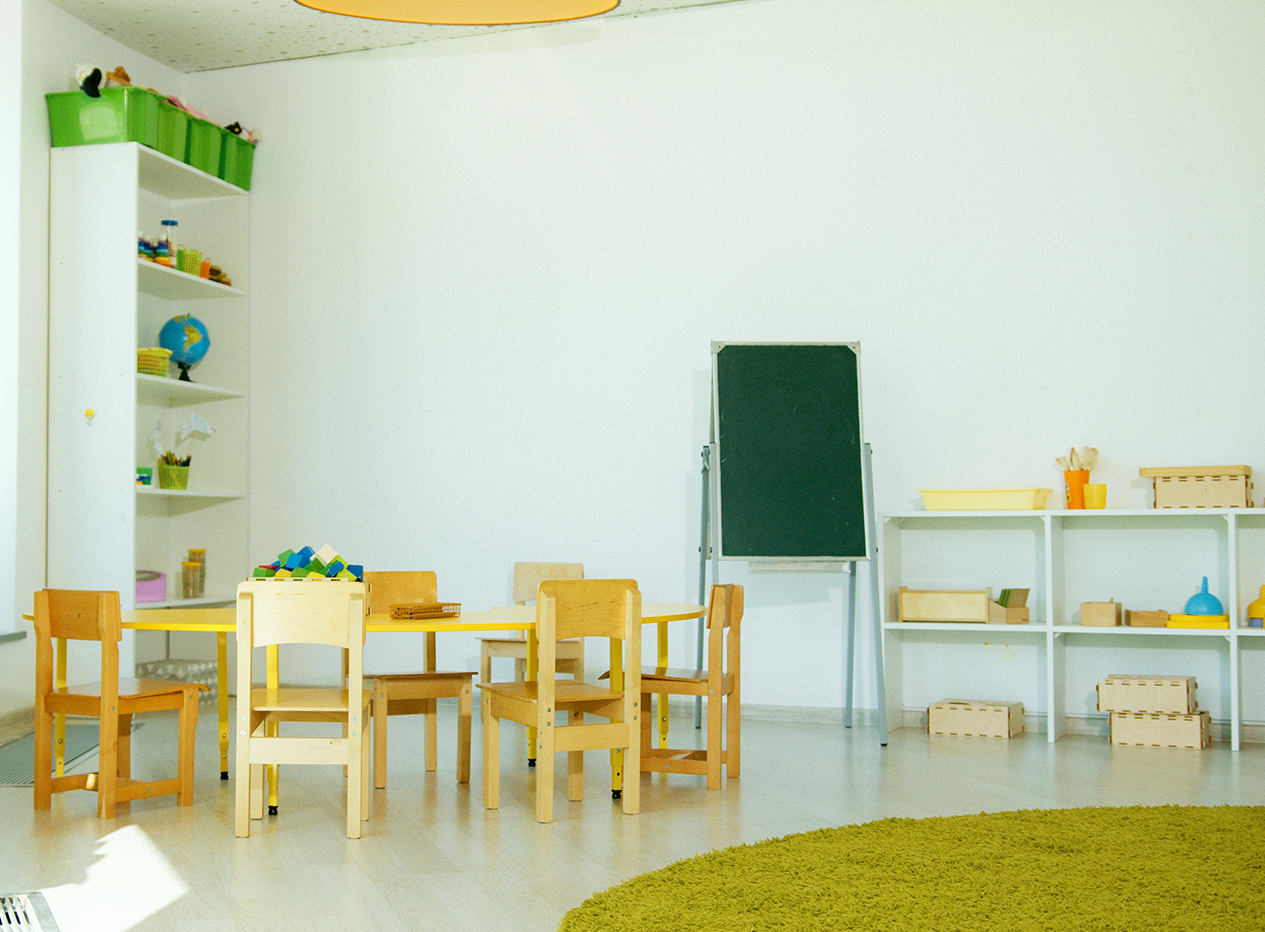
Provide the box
[33,589,207,818]
[639,583,742,789]
[235,579,371,838]
[479,578,641,823]
[479,562,585,684]
[362,571,474,788]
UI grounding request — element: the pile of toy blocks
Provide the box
[1098,674,1210,749]
[252,544,363,581]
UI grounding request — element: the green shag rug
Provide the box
[560,806,1265,931]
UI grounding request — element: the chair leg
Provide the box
[117,713,132,780]
[456,680,472,784]
[373,685,388,789]
[33,706,52,810]
[514,658,526,682]
[706,688,723,790]
[727,689,740,778]
[536,717,555,824]
[235,721,252,837]
[250,761,265,821]
[623,702,640,816]
[361,709,371,821]
[567,710,584,802]
[640,693,652,769]
[177,693,198,806]
[482,692,499,810]
[424,697,438,772]
[480,648,492,684]
[97,710,119,819]
[347,709,362,839]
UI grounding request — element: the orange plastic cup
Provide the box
[1064,470,1090,509]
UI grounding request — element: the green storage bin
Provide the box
[155,101,188,162]
[218,130,256,190]
[46,87,160,148]
[185,117,222,175]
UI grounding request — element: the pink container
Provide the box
[135,570,167,603]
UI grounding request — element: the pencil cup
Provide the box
[158,464,189,490]
[1064,469,1090,509]
[1083,484,1107,509]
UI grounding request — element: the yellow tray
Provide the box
[920,488,1052,511]
[1166,614,1230,629]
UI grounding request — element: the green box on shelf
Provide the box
[219,130,256,190]
[46,87,161,148]
[185,117,222,175]
[155,101,188,161]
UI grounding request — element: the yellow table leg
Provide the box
[217,632,229,779]
[55,638,67,777]
[610,639,623,796]
[657,620,669,748]
[266,644,279,813]
[526,628,538,764]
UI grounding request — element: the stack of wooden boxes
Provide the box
[1098,674,1210,749]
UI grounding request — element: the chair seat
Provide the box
[251,687,372,714]
[479,679,620,704]
[55,678,208,700]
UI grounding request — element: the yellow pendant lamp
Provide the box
[295,0,618,25]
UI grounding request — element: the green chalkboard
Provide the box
[712,342,867,560]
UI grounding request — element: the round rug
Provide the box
[559,806,1265,931]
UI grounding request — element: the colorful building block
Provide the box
[314,544,339,567]
[326,560,345,577]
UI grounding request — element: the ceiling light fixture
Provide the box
[294,0,618,25]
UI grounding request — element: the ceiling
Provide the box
[50,0,749,73]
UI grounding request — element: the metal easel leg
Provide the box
[862,442,888,746]
[695,445,711,729]
[844,561,857,727]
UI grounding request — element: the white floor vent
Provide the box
[0,894,59,932]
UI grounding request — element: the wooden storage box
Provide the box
[899,588,990,623]
[1125,609,1169,627]
[929,700,1024,738]
[1081,600,1122,626]
[1097,674,1197,713]
[1110,711,1210,749]
[1140,466,1253,509]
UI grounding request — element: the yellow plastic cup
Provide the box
[1083,484,1107,509]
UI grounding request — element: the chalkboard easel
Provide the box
[696,342,886,744]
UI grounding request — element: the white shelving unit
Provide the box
[48,143,250,669]
[881,509,1265,750]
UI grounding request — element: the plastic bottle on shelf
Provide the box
[158,219,178,267]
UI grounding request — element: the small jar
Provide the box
[159,219,178,266]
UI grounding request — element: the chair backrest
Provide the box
[32,589,120,643]
[706,584,743,674]
[236,579,367,651]
[537,579,640,647]
[32,589,122,703]
[513,562,584,604]
[363,571,438,614]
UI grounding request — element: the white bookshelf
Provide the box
[881,509,1265,749]
[48,143,250,673]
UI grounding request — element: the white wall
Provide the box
[184,0,1265,715]
[0,0,187,716]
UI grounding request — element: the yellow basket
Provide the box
[137,347,172,377]
[158,464,189,490]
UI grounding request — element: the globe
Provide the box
[158,314,210,381]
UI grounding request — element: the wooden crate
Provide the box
[899,588,990,623]
[1110,711,1210,749]
[1081,600,1122,626]
[928,699,1024,738]
[1097,674,1197,713]
[1125,609,1169,627]
[1140,466,1253,509]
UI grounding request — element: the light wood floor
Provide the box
[4,704,1264,932]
